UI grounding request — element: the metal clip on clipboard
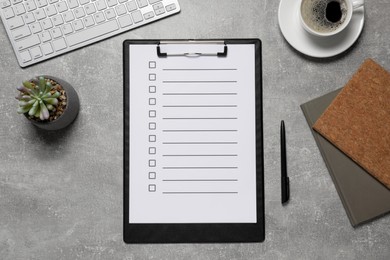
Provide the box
[157,40,228,58]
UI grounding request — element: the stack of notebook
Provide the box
[301,59,390,227]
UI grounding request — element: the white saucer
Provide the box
[278,0,365,58]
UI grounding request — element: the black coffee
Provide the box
[326,1,342,23]
[301,0,348,33]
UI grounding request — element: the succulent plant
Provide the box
[16,76,60,120]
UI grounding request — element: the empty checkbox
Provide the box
[149,184,156,192]
[149,135,156,142]
[149,160,156,167]
[149,98,156,105]
[149,86,156,93]
[149,61,156,68]
[149,74,156,81]
[149,172,156,179]
[149,122,156,130]
[149,147,156,154]
[149,110,156,118]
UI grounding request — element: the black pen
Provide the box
[281,120,290,204]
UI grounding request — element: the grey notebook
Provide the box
[301,89,390,227]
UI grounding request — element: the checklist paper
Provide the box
[128,44,257,223]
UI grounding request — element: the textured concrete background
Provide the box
[1,0,389,259]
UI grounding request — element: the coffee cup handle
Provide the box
[353,0,364,10]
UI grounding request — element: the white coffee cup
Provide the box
[299,0,364,37]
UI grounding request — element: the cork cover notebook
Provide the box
[313,59,390,189]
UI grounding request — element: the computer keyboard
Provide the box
[0,0,180,67]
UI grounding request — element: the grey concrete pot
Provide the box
[26,76,80,131]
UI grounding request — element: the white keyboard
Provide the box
[0,0,180,67]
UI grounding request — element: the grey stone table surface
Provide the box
[1,0,389,259]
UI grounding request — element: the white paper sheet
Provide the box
[128,44,257,223]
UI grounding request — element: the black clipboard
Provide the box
[124,39,264,243]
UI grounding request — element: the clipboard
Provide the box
[123,39,264,243]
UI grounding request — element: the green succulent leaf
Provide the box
[41,92,52,99]
[28,101,39,116]
[18,99,35,107]
[45,98,58,105]
[17,106,31,114]
[22,81,34,89]
[16,95,32,101]
[17,86,31,94]
[45,82,52,94]
[51,91,60,98]
[39,101,49,120]
[38,77,46,92]
[34,107,41,118]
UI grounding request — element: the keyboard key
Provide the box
[68,0,78,9]
[34,9,46,20]
[79,0,89,5]
[1,0,11,8]
[85,3,96,14]
[96,0,107,10]
[7,16,24,29]
[41,18,53,29]
[148,0,161,3]
[74,7,85,18]
[45,5,57,16]
[67,19,118,46]
[83,16,94,27]
[115,4,126,16]
[61,23,73,34]
[30,22,42,33]
[136,0,147,8]
[94,12,105,23]
[105,8,115,20]
[48,0,59,4]
[152,2,163,10]
[52,37,67,51]
[42,42,54,55]
[165,3,175,11]
[16,34,40,51]
[154,7,164,15]
[126,0,136,11]
[118,14,132,27]
[107,0,117,7]
[3,7,14,19]
[36,0,48,8]
[14,4,26,15]
[19,50,32,62]
[30,46,43,59]
[23,13,35,24]
[51,27,62,38]
[25,0,37,11]
[12,26,31,40]
[144,11,154,20]
[52,14,64,25]
[118,0,127,3]
[73,19,84,30]
[55,1,68,12]
[63,10,74,22]
[39,30,51,42]
[131,10,142,23]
